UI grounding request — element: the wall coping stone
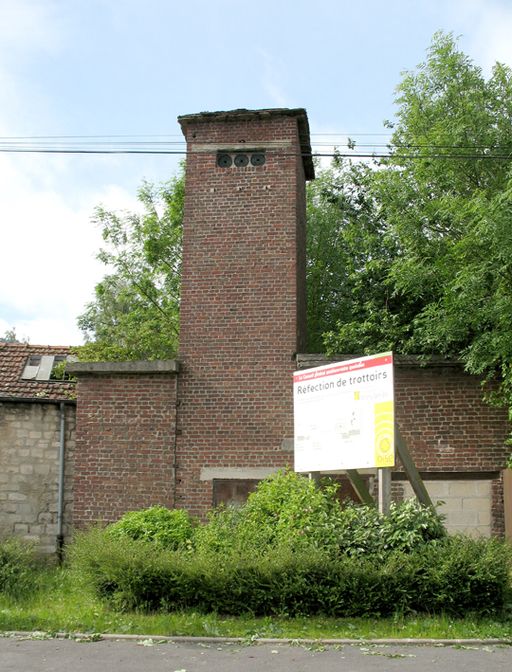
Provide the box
[67,360,180,375]
[0,396,76,405]
[296,353,463,370]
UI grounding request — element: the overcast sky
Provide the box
[1,0,512,346]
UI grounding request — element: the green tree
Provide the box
[1,328,20,343]
[324,32,512,425]
[77,31,512,435]
[76,169,184,361]
[0,328,28,344]
[307,157,419,353]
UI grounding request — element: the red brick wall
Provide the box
[70,360,510,531]
[175,111,308,516]
[492,474,505,536]
[69,108,510,535]
[395,364,509,535]
[395,365,509,471]
[72,373,178,527]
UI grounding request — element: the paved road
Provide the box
[1,636,511,672]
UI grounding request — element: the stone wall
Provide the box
[400,479,492,537]
[0,401,75,554]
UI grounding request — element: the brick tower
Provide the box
[176,109,314,515]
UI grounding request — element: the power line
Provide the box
[0,148,187,155]
[0,138,509,150]
[0,132,511,160]
[1,132,509,148]
[0,146,511,161]
[1,135,511,155]
[0,132,393,140]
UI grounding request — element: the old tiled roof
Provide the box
[0,342,76,402]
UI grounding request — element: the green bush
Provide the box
[385,498,447,548]
[68,473,507,618]
[0,537,38,599]
[194,470,446,559]
[69,528,511,617]
[195,470,344,557]
[408,536,512,615]
[193,504,246,556]
[335,498,446,559]
[67,527,168,610]
[107,506,195,550]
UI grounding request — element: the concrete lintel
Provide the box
[200,467,280,481]
[192,141,292,153]
[67,360,180,376]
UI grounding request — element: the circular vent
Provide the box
[234,153,249,167]
[251,152,266,166]
[217,153,232,168]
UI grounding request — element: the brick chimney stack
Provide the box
[176,108,314,515]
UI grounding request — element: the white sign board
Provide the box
[293,352,394,472]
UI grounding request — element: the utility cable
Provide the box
[0,147,511,161]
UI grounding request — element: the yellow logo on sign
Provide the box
[374,401,394,467]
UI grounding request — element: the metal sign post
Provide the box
[378,467,391,515]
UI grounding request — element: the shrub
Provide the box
[335,498,446,559]
[107,506,195,550]
[385,498,446,548]
[67,527,167,609]
[195,470,343,557]
[69,474,505,618]
[194,470,446,560]
[0,537,38,599]
[409,536,512,615]
[69,528,511,618]
[193,504,246,556]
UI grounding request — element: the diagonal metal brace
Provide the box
[346,469,375,506]
[395,423,434,507]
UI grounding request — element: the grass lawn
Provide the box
[0,568,511,641]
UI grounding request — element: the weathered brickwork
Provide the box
[492,473,506,536]
[174,110,311,516]
[394,365,509,472]
[0,401,75,553]
[395,364,509,536]
[72,370,178,527]
[68,108,510,537]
